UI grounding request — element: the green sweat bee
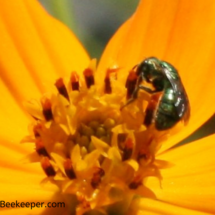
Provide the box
[125,57,190,130]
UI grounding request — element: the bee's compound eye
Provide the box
[139,62,150,73]
[142,65,148,71]
[141,63,152,78]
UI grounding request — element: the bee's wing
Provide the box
[162,67,190,123]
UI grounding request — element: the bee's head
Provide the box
[136,57,161,82]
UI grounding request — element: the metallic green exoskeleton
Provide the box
[134,57,190,130]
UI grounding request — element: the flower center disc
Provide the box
[24,59,166,214]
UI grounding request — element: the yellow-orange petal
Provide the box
[0,168,56,199]
[24,0,90,76]
[0,0,89,104]
[98,0,180,80]
[0,168,65,215]
[0,78,33,152]
[1,208,64,215]
[98,0,215,149]
[134,198,212,215]
[0,142,43,174]
[146,134,215,214]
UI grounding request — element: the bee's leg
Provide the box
[121,85,160,110]
[144,96,159,127]
[121,84,161,110]
[138,85,160,94]
[120,86,140,110]
[139,87,163,127]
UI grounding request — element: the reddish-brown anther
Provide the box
[35,139,50,158]
[104,68,117,94]
[71,71,80,91]
[125,70,138,99]
[138,148,150,161]
[41,98,53,121]
[122,138,133,161]
[33,124,42,138]
[64,159,76,179]
[117,133,127,145]
[129,175,142,189]
[55,78,70,101]
[91,167,105,189]
[104,72,112,94]
[77,193,90,209]
[41,157,56,177]
[83,68,95,88]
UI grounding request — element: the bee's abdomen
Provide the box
[155,92,179,130]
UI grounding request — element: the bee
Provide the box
[124,57,190,130]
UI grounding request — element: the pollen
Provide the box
[23,59,170,214]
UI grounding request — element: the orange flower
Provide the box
[0,0,215,215]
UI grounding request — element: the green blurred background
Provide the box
[39,0,139,58]
[39,0,215,146]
